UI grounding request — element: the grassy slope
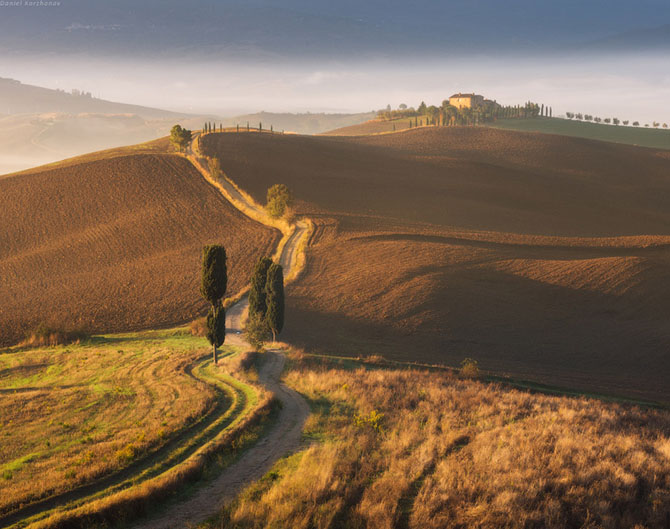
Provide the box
[0,147,279,346]
[327,116,670,151]
[490,117,670,151]
[0,330,218,515]
[207,353,670,529]
[201,129,670,403]
[0,329,273,528]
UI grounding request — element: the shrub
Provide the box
[21,323,88,347]
[228,351,261,377]
[265,184,293,218]
[354,410,384,432]
[208,157,223,179]
[460,357,480,378]
[189,317,207,337]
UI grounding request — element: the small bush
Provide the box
[208,157,223,179]
[364,354,385,364]
[460,357,480,378]
[265,184,293,219]
[189,317,207,337]
[228,351,261,378]
[354,410,384,433]
[21,323,88,347]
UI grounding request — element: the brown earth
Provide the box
[201,128,670,403]
[323,117,414,136]
[0,152,279,345]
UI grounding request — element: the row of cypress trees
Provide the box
[199,246,285,362]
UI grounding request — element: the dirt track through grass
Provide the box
[1,131,312,528]
[0,333,250,523]
[130,131,311,529]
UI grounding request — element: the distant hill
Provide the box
[0,77,206,175]
[221,111,376,135]
[326,116,670,151]
[0,77,376,174]
[0,77,185,119]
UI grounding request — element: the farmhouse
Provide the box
[449,93,485,109]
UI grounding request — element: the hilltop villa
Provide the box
[448,93,485,109]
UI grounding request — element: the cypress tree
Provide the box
[249,256,273,318]
[206,305,226,358]
[265,263,284,343]
[200,245,227,363]
[259,121,262,131]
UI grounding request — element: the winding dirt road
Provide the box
[135,133,311,529]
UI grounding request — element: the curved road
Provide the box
[134,133,311,529]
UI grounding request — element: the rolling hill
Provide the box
[201,127,670,403]
[327,117,670,151]
[0,147,279,346]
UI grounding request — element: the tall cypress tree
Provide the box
[206,305,226,361]
[200,245,227,363]
[265,263,284,343]
[248,256,273,318]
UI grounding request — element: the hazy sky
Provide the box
[3,51,670,123]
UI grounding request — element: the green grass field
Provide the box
[327,115,670,151]
[0,328,272,528]
[489,117,670,150]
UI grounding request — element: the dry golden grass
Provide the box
[0,152,279,346]
[0,330,214,516]
[212,354,670,529]
[201,129,670,403]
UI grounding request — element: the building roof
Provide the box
[449,93,480,99]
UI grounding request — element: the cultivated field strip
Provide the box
[0,151,278,346]
[200,128,670,404]
[0,336,265,529]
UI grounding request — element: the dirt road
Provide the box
[135,133,311,529]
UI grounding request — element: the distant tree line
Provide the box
[566,112,668,129]
[202,121,281,134]
[377,100,552,127]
